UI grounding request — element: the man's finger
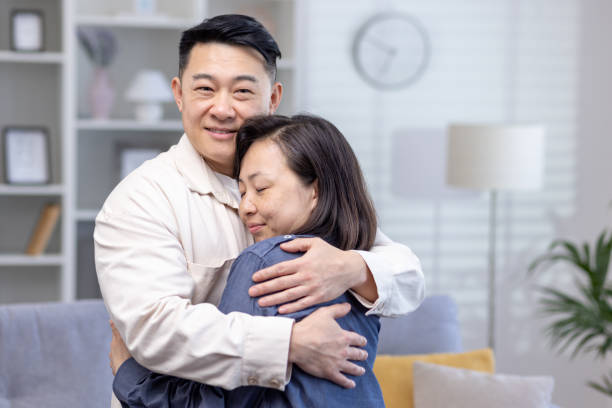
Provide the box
[345,346,368,361]
[278,237,316,253]
[257,285,309,307]
[339,361,366,377]
[251,259,298,283]
[329,372,356,389]
[322,302,352,319]
[249,273,301,297]
[277,296,316,314]
[344,330,368,348]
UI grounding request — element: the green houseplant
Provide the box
[529,229,612,397]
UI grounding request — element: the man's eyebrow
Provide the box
[191,74,258,83]
[192,73,214,81]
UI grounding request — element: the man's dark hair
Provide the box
[178,14,281,81]
[234,115,378,251]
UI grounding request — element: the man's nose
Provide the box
[210,92,235,121]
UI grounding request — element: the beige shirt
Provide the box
[95,135,424,391]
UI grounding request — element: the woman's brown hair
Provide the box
[234,114,377,251]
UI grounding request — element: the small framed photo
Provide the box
[10,10,44,52]
[2,127,51,185]
[116,144,166,181]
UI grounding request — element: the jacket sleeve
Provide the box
[351,228,425,317]
[95,176,293,391]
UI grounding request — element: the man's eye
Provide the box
[236,89,253,94]
[197,86,213,92]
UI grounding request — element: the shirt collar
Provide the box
[172,134,240,209]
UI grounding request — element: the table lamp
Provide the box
[125,69,173,122]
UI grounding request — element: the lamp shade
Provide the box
[446,124,545,191]
[125,69,173,102]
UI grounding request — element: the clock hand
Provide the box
[365,35,396,55]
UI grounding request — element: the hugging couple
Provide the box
[95,14,424,408]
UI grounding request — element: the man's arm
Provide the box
[249,228,425,317]
[95,189,293,390]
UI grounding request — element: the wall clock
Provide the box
[352,12,430,90]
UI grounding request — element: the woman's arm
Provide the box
[248,229,425,317]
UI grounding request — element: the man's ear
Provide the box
[268,81,283,114]
[171,77,183,112]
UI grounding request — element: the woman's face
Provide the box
[238,138,317,242]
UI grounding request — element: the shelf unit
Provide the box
[0,0,73,304]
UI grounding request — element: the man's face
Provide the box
[172,42,282,175]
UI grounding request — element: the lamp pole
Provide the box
[488,189,498,350]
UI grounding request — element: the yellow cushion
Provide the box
[373,349,495,408]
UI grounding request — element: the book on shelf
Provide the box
[26,203,61,256]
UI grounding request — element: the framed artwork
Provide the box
[2,127,51,185]
[10,10,45,52]
[115,144,166,181]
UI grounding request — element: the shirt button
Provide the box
[284,235,293,239]
[247,376,258,385]
[269,379,282,388]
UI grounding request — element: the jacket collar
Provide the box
[172,134,240,209]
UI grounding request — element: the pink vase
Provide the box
[90,68,115,119]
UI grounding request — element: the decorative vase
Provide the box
[90,68,115,119]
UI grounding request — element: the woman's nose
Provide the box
[240,196,256,215]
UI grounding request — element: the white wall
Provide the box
[299,0,611,406]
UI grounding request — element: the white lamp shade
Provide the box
[125,70,173,102]
[446,124,545,191]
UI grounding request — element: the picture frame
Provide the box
[10,10,45,52]
[115,143,167,182]
[2,127,51,185]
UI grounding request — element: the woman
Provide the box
[111,114,384,407]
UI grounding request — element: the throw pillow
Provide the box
[373,349,494,408]
[413,361,554,408]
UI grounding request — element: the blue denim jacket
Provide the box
[113,235,384,407]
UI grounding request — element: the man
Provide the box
[95,14,424,404]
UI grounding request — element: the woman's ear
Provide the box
[309,179,319,212]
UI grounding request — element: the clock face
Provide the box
[352,13,430,90]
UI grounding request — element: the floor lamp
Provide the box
[445,123,545,350]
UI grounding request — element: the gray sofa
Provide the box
[1,295,539,407]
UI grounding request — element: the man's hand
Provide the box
[109,321,132,376]
[288,303,368,388]
[249,237,375,314]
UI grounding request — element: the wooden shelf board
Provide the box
[77,119,184,132]
[0,254,64,266]
[0,51,64,64]
[0,184,65,196]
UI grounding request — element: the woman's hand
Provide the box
[248,237,378,313]
[288,303,368,388]
[109,320,132,376]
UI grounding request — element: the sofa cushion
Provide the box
[373,349,494,408]
[413,361,554,408]
[0,300,113,408]
[377,295,462,355]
